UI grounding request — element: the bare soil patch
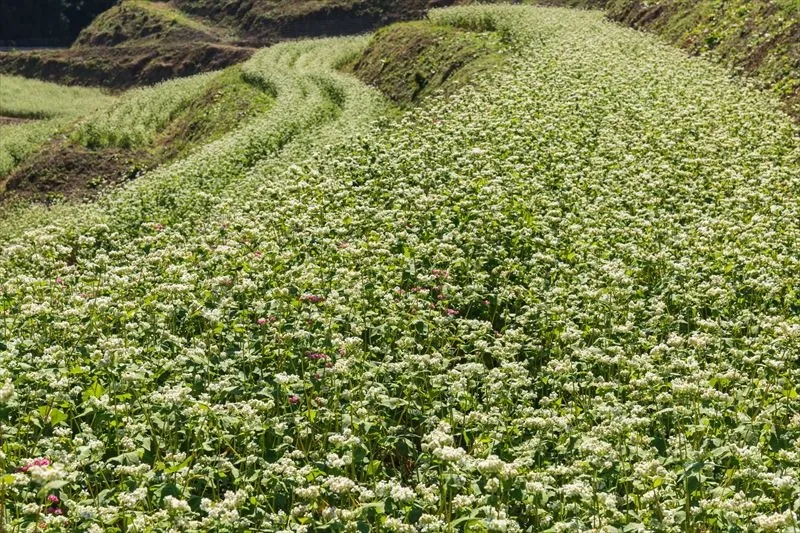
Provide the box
[0,43,255,90]
[1,142,155,202]
[0,116,33,126]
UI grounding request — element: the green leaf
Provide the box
[38,479,68,496]
[686,474,700,493]
[82,381,105,402]
[110,450,143,465]
[408,504,424,524]
[366,459,382,476]
[449,517,483,529]
[38,406,68,426]
[50,408,68,426]
[165,454,193,474]
[357,502,385,514]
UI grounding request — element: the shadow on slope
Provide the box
[350,20,504,105]
[1,66,272,203]
[1,14,503,206]
[0,0,472,89]
[0,43,255,90]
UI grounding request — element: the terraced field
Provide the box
[3,5,800,531]
[0,77,115,186]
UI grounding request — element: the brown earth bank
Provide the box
[70,1,236,48]
[0,0,470,89]
[1,142,155,203]
[0,116,34,126]
[0,43,255,90]
[171,0,470,42]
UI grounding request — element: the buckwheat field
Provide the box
[3,5,800,532]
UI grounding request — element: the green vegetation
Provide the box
[352,21,504,105]
[1,66,275,203]
[599,0,800,116]
[0,0,468,91]
[0,76,114,179]
[157,66,276,159]
[0,75,113,120]
[71,72,217,149]
[5,4,800,531]
[0,121,61,185]
[529,0,800,117]
[73,0,239,48]
[0,0,469,92]
[129,0,234,37]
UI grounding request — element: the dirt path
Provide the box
[0,115,33,126]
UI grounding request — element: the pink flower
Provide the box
[289,395,300,405]
[20,458,50,472]
[431,269,449,279]
[299,294,325,304]
[47,495,59,504]
[153,223,165,232]
[446,309,459,317]
[257,318,267,326]
[306,352,327,361]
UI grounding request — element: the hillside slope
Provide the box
[0,76,115,190]
[170,0,463,41]
[72,0,240,48]
[604,0,800,117]
[534,0,800,118]
[0,14,499,204]
[3,5,800,531]
[0,0,466,89]
[0,65,278,203]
